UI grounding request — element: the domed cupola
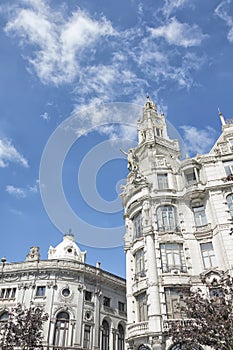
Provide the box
[48,232,86,263]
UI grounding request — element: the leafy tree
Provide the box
[165,275,233,350]
[0,304,48,350]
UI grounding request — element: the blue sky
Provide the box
[0,0,233,277]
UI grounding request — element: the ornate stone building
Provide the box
[121,97,233,350]
[0,233,127,350]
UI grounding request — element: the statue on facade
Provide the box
[120,148,138,172]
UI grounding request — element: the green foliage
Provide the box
[0,304,48,350]
[166,275,233,350]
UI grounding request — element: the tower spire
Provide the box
[218,107,226,125]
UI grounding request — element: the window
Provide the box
[0,288,16,299]
[62,288,70,297]
[200,242,217,268]
[157,205,177,232]
[102,320,109,350]
[53,311,69,347]
[224,160,233,176]
[135,249,145,277]
[185,170,198,185]
[160,243,186,273]
[137,292,147,322]
[117,324,124,350]
[165,288,187,319]
[36,286,46,297]
[226,194,233,219]
[118,302,125,313]
[158,174,168,189]
[156,128,163,137]
[85,291,92,301]
[83,325,91,349]
[103,296,111,307]
[133,212,142,238]
[0,312,9,322]
[193,206,207,227]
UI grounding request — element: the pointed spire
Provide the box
[218,107,226,125]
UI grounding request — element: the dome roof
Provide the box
[48,233,86,263]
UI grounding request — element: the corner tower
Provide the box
[121,98,233,350]
[121,97,182,350]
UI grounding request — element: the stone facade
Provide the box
[121,98,233,350]
[0,234,127,350]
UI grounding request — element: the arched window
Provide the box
[157,205,177,232]
[102,320,109,350]
[117,324,124,350]
[53,311,69,347]
[227,194,233,219]
[0,311,9,322]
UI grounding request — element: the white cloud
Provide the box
[4,0,115,85]
[40,112,49,121]
[2,0,208,113]
[149,17,207,47]
[6,180,39,199]
[0,139,28,168]
[161,0,187,18]
[215,0,233,43]
[132,35,206,90]
[180,125,218,155]
[6,185,27,198]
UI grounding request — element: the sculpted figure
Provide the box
[120,148,138,171]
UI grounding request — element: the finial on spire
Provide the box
[146,94,150,101]
[218,107,225,126]
[64,228,74,237]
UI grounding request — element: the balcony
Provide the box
[162,265,187,274]
[103,305,116,315]
[128,321,149,338]
[194,223,213,239]
[184,181,206,199]
[158,226,181,234]
[163,319,193,331]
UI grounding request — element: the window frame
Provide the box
[193,205,207,227]
[35,286,46,297]
[53,311,70,347]
[135,249,145,278]
[133,212,143,239]
[224,160,233,176]
[103,296,111,307]
[117,324,124,350]
[200,242,217,269]
[0,288,16,300]
[101,320,109,350]
[157,173,169,189]
[83,324,91,349]
[85,290,92,302]
[137,292,148,322]
[226,194,233,219]
[160,243,187,273]
[157,205,178,232]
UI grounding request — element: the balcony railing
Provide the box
[162,265,187,273]
[163,319,193,331]
[158,226,181,233]
[128,321,149,337]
